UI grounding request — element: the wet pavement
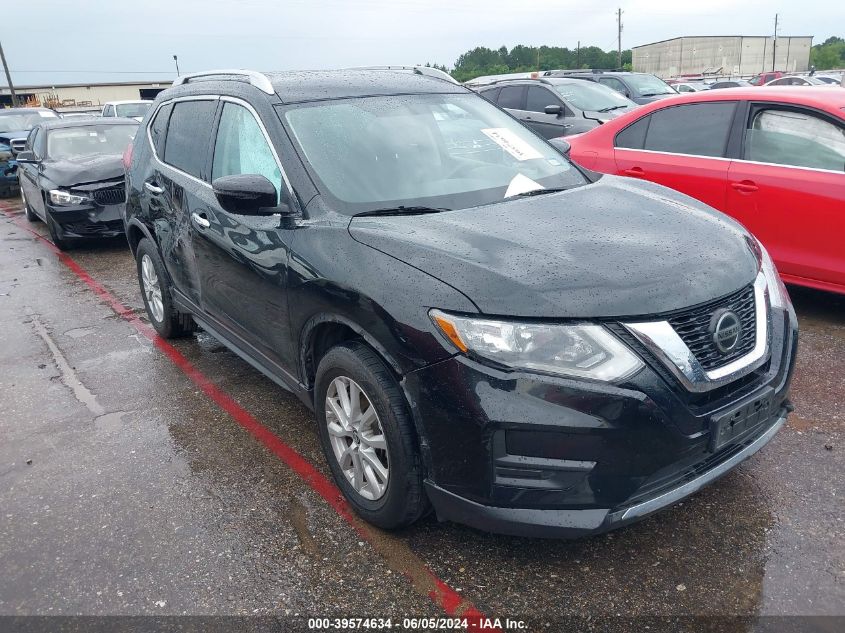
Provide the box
[0,199,842,630]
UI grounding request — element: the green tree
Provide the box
[450,43,635,82]
[810,37,845,70]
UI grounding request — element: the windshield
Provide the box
[283,93,587,214]
[625,74,675,95]
[0,111,58,133]
[554,81,634,111]
[115,103,151,118]
[47,124,138,160]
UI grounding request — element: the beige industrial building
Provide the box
[632,35,813,78]
[1,80,171,109]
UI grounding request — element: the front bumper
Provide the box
[404,306,797,538]
[0,163,18,195]
[48,201,125,239]
[425,408,788,538]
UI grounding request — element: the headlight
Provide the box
[429,309,644,381]
[758,241,791,310]
[49,189,89,205]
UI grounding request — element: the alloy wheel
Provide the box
[140,254,165,323]
[325,376,389,501]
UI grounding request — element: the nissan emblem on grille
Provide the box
[711,309,742,354]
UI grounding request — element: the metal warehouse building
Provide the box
[632,35,813,78]
[0,80,171,109]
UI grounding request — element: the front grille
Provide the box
[91,185,125,205]
[667,284,757,371]
[10,139,26,155]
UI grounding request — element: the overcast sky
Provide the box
[2,0,842,86]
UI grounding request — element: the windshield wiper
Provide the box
[640,91,672,97]
[598,105,628,112]
[354,205,451,217]
[509,187,574,199]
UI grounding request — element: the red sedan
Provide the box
[566,87,845,295]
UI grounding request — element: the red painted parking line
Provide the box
[0,202,498,630]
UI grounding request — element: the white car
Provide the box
[764,76,831,87]
[101,100,153,121]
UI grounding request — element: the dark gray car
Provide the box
[543,70,677,105]
[475,77,637,139]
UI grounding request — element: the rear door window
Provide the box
[743,108,845,171]
[497,86,525,110]
[163,100,218,179]
[642,102,736,157]
[525,86,561,113]
[477,87,499,103]
[599,77,628,96]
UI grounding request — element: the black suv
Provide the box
[544,70,677,105]
[474,77,636,139]
[124,68,797,537]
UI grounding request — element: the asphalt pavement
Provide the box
[0,198,842,632]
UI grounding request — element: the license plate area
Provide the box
[709,387,774,452]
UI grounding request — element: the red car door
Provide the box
[612,101,737,212]
[726,104,845,292]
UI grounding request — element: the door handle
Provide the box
[191,212,210,229]
[623,167,645,177]
[144,181,163,195]
[730,180,758,193]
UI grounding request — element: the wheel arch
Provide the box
[125,218,156,256]
[299,313,404,392]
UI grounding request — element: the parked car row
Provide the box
[0,100,150,199]
[5,65,826,540]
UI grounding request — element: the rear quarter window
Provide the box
[148,103,173,157]
[615,116,650,149]
[163,100,217,179]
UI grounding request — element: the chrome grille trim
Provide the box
[623,273,770,393]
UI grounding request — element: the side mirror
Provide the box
[212,174,286,216]
[544,104,563,116]
[548,138,571,156]
[15,150,38,164]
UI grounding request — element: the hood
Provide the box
[349,177,758,318]
[43,154,124,187]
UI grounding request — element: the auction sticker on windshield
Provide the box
[481,127,544,161]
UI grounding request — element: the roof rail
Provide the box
[347,65,460,85]
[172,69,275,95]
[543,68,626,76]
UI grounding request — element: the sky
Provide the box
[2,0,842,86]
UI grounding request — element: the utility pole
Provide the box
[173,55,180,76]
[772,14,778,72]
[616,8,624,69]
[576,40,581,68]
[0,40,19,108]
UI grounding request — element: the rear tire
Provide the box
[135,237,196,338]
[315,341,428,529]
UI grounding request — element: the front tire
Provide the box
[22,188,39,222]
[315,342,428,529]
[135,238,196,338]
[45,211,71,250]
